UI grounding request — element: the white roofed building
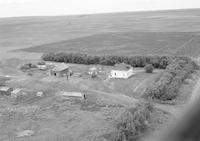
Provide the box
[109,63,134,79]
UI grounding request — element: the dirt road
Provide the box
[87,89,139,107]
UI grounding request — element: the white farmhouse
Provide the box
[109,63,134,79]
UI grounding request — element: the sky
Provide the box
[0,0,200,17]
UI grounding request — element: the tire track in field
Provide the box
[175,35,200,57]
[175,36,195,53]
[133,78,149,93]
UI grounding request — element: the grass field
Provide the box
[0,59,162,140]
[1,9,200,59]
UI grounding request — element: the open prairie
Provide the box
[1,9,200,58]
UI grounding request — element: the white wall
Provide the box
[110,69,133,79]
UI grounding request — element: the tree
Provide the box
[145,64,154,73]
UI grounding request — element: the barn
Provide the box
[109,63,134,79]
[49,63,70,77]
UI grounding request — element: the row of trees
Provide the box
[143,58,199,101]
[42,52,175,69]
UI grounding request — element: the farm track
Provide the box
[87,88,184,116]
[174,36,195,54]
[87,89,139,107]
[175,36,200,57]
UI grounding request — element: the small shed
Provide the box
[60,91,86,99]
[37,65,47,70]
[11,88,23,98]
[36,91,44,97]
[49,63,70,77]
[0,87,13,96]
[88,67,98,75]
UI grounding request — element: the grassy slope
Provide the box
[1,9,200,57]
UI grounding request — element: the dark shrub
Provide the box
[37,61,46,65]
[145,64,154,73]
[114,102,154,141]
[143,58,198,101]
[20,63,37,71]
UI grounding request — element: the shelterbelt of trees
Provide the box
[42,52,175,69]
[144,58,199,101]
[42,52,199,101]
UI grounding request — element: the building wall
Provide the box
[110,70,128,78]
[0,89,12,96]
[60,69,69,77]
[110,69,134,79]
[50,69,69,77]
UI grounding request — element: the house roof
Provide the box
[60,91,84,98]
[112,63,132,71]
[52,63,69,72]
[0,87,11,92]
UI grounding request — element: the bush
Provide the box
[37,61,46,65]
[145,64,154,73]
[114,102,154,141]
[20,63,37,71]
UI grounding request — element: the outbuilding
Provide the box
[49,63,70,77]
[0,87,13,96]
[109,63,134,79]
[37,65,47,70]
[59,91,86,100]
[11,88,23,98]
[88,67,98,75]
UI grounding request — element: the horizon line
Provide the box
[1,7,200,19]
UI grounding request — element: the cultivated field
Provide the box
[1,9,200,59]
[20,32,200,57]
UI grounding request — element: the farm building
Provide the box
[88,66,98,76]
[109,63,134,79]
[88,67,98,75]
[36,91,44,97]
[0,87,13,96]
[11,88,23,98]
[59,91,86,99]
[37,65,47,70]
[49,63,70,77]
